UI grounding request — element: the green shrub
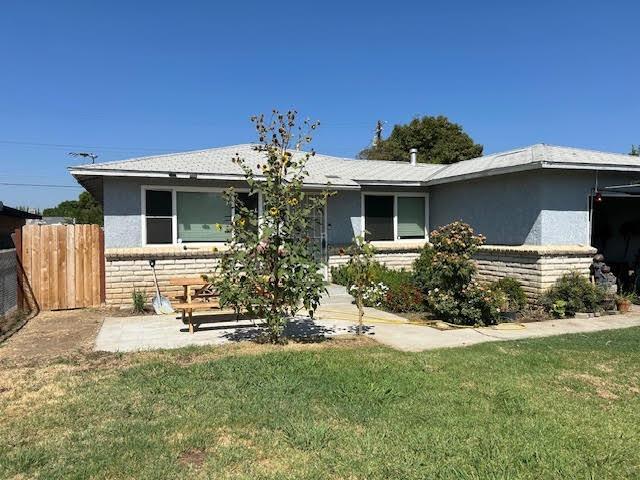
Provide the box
[421,221,501,326]
[412,243,435,292]
[132,289,146,314]
[330,263,356,287]
[331,261,424,313]
[541,272,605,316]
[492,277,527,312]
[384,284,424,312]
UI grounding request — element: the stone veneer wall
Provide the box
[105,244,596,307]
[474,245,596,300]
[105,248,221,308]
[328,245,421,271]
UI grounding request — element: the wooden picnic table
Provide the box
[169,277,221,333]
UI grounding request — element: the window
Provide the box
[397,197,425,239]
[177,191,231,243]
[143,187,260,245]
[364,195,394,241]
[237,192,259,234]
[363,194,427,241]
[145,190,172,244]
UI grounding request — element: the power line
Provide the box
[0,182,81,188]
[0,139,176,153]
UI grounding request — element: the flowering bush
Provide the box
[333,261,424,313]
[384,284,424,313]
[350,282,389,307]
[421,221,501,326]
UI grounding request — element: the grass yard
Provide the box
[1,328,639,479]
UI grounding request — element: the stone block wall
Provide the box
[328,249,420,271]
[105,248,220,308]
[104,244,596,307]
[475,245,596,300]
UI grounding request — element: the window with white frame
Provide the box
[143,188,258,245]
[363,194,427,241]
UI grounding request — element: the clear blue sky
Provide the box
[1,0,639,209]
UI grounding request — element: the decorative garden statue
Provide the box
[590,253,617,294]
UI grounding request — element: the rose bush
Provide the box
[419,221,502,326]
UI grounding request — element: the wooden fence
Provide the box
[14,224,105,310]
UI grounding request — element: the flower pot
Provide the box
[616,299,632,314]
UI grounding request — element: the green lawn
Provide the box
[1,328,640,479]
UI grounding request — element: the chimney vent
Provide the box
[409,148,418,166]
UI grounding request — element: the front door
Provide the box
[303,195,328,276]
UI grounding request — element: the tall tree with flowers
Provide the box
[215,110,332,343]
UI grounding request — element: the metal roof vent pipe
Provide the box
[409,148,418,166]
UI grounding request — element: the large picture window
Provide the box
[363,193,427,241]
[143,187,259,245]
[177,191,231,243]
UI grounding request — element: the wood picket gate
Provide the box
[14,224,105,310]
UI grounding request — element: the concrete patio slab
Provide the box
[93,281,640,353]
[94,307,640,353]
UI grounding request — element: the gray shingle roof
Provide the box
[426,144,640,184]
[71,144,443,187]
[70,143,640,189]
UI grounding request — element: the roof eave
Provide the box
[68,168,360,191]
[542,162,640,172]
[425,162,544,186]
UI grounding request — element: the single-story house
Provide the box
[69,143,640,307]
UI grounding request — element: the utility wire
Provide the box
[0,139,176,153]
[0,182,81,188]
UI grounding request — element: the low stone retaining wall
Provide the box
[328,245,421,271]
[105,248,220,308]
[105,244,596,307]
[475,245,596,300]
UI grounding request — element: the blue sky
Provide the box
[1,0,639,209]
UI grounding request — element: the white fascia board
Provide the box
[68,168,360,190]
[541,162,640,172]
[425,162,543,186]
[356,181,425,187]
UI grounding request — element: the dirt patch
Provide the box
[0,307,134,367]
[178,448,207,468]
[559,371,621,400]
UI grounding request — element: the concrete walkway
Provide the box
[94,284,640,352]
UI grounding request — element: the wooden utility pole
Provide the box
[373,120,384,146]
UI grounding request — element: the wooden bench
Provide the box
[169,277,221,333]
[172,300,221,334]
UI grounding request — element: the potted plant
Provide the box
[615,292,635,314]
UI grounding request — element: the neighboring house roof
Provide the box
[69,143,640,199]
[26,216,74,225]
[0,202,41,219]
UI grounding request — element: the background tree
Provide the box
[43,191,103,225]
[631,145,639,156]
[214,110,332,343]
[359,115,483,164]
